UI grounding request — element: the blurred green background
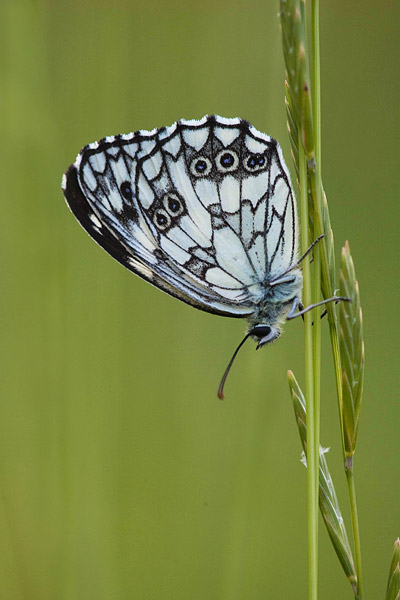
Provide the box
[1,1,399,598]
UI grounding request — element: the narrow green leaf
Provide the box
[387,538,400,600]
[339,241,365,458]
[288,371,357,593]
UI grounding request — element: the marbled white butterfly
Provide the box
[62,115,340,397]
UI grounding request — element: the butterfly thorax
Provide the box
[248,267,303,331]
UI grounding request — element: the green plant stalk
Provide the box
[312,6,364,595]
[299,132,318,600]
[312,245,321,598]
[311,1,322,565]
[345,462,363,599]
[311,5,363,597]
[281,5,343,421]
[306,0,345,458]
[281,3,365,597]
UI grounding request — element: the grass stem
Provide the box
[345,463,363,599]
[311,8,322,596]
[299,132,318,600]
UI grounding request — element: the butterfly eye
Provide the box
[250,324,280,348]
[244,153,266,172]
[120,181,133,199]
[251,324,271,338]
[216,150,239,173]
[190,156,212,177]
[153,209,171,231]
[163,192,184,217]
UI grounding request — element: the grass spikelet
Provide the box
[280,0,314,236]
[339,241,365,461]
[288,371,357,593]
[386,538,400,600]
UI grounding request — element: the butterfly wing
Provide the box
[62,115,298,317]
[63,163,208,310]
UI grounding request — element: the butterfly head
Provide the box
[217,322,283,399]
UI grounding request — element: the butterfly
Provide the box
[62,115,339,397]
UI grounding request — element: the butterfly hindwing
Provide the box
[62,115,298,318]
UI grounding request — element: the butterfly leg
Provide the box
[287,296,301,319]
[320,297,343,320]
[286,295,350,320]
[294,234,325,269]
[298,301,305,322]
[273,234,325,282]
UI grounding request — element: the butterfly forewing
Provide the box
[62,115,298,319]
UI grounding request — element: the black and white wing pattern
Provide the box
[62,115,298,319]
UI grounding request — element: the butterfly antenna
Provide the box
[217,333,252,400]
